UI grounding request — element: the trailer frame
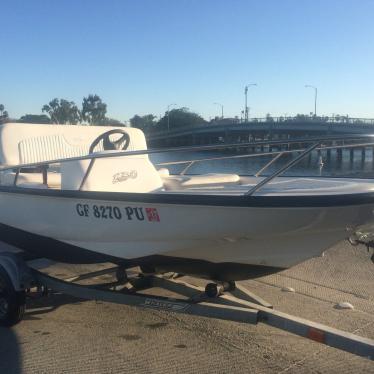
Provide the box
[0,252,373,360]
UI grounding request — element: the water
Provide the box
[150,149,374,179]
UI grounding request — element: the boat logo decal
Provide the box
[112,170,138,184]
[76,203,160,222]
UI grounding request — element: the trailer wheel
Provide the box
[0,273,25,327]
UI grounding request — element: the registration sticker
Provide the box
[146,208,160,222]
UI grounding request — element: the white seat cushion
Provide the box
[61,155,163,192]
[181,173,240,187]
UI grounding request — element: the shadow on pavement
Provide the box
[0,327,21,374]
[0,294,84,374]
[24,292,84,320]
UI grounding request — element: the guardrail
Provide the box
[240,116,374,125]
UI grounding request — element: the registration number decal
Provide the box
[76,204,160,222]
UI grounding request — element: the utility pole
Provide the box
[167,103,177,132]
[213,102,224,119]
[305,85,317,116]
[244,83,257,122]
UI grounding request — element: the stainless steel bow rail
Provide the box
[2,134,374,193]
[0,252,372,360]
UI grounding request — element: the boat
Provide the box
[0,122,373,281]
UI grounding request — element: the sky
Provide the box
[1,0,374,122]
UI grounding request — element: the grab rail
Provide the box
[1,134,374,195]
[245,143,320,195]
[1,134,373,174]
[154,141,374,175]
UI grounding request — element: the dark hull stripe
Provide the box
[1,185,374,207]
[0,222,282,281]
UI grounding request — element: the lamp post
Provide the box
[244,83,257,122]
[305,85,317,117]
[213,102,224,119]
[167,103,177,132]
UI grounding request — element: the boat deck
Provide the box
[162,176,374,196]
[1,241,373,373]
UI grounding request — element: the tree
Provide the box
[104,117,125,126]
[0,104,9,124]
[294,114,309,121]
[42,98,81,125]
[130,114,157,132]
[157,108,206,131]
[19,114,51,124]
[81,94,107,125]
[266,113,274,122]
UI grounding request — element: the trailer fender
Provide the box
[0,252,32,291]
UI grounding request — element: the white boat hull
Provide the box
[0,188,373,280]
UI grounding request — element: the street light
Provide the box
[244,83,257,122]
[167,103,177,132]
[213,102,224,119]
[305,85,317,117]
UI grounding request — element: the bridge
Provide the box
[147,116,374,147]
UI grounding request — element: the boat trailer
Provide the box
[0,252,373,361]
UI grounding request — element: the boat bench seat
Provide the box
[0,123,150,190]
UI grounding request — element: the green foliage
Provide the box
[294,114,310,121]
[0,104,9,124]
[130,114,157,132]
[40,95,124,126]
[103,117,125,126]
[42,98,81,125]
[158,107,206,131]
[266,113,274,122]
[19,114,51,124]
[81,94,107,125]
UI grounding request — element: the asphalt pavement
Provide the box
[0,241,373,373]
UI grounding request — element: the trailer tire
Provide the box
[0,272,25,327]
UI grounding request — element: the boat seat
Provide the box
[182,173,240,187]
[0,123,150,191]
[61,152,163,192]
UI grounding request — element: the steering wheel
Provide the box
[89,129,130,153]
